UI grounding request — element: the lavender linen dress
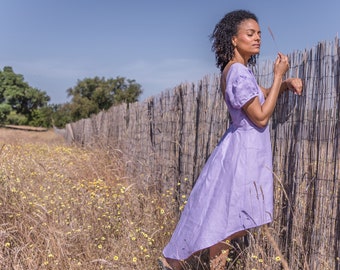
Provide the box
[163,63,273,260]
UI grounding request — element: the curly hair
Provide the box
[210,10,259,72]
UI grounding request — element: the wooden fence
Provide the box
[64,38,339,269]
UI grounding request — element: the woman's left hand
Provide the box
[285,78,303,95]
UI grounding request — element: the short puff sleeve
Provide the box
[226,65,259,109]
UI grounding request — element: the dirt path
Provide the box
[0,127,65,144]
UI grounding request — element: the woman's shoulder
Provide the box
[229,63,251,75]
[222,62,254,87]
[223,62,244,78]
[225,63,253,84]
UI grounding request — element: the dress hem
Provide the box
[163,219,272,261]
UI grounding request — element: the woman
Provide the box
[159,9,303,270]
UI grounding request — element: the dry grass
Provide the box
[0,128,289,270]
[0,128,180,269]
[0,128,63,145]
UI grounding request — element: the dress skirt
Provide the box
[163,63,274,260]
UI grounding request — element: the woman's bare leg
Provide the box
[209,230,247,270]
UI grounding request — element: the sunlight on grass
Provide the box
[0,129,294,269]
[0,130,177,269]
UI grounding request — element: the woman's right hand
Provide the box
[274,52,289,77]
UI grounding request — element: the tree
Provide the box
[50,103,73,128]
[0,103,11,124]
[28,106,54,128]
[66,76,142,122]
[0,66,51,125]
[110,77,143,105]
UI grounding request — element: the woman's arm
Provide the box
[243,53,290,128]
[260,78,303,98]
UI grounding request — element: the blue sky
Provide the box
[0,0,339,104]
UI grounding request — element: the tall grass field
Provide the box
[0,128,290,269]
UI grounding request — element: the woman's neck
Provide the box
[231,52,250,66]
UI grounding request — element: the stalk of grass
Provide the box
[0,130,180,269]
[0,129,308,269]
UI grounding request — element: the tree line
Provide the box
[0,66,142,128]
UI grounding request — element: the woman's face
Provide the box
[232,19,261,58]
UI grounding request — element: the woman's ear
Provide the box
[232,37,237,47]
